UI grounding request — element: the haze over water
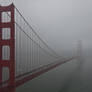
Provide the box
[0,0,92,92]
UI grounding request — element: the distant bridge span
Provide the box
[0,4,80,92]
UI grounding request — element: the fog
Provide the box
[1,0,92,56]
[0,0,92,92]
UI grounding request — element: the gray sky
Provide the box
[0,0,92,55]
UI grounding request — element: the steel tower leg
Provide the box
[0,4,15,92]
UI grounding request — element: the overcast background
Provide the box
[0,0,92,56]
[0,0,92,92]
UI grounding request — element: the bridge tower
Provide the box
[0,4,15,92]
[77,40,83,66]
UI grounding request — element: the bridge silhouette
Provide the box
[0,3,81,92]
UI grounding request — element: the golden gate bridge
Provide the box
[0,3,82,92]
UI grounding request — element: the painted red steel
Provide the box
[0,57,75,92]
[16,57,75,87]
[0,4,15,92]
[0,3,76,92]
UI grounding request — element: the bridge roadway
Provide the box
[16,58,77,92]
[0,57,76,92]
[16,56,92,92]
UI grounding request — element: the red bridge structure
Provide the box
[0,4,80,92]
